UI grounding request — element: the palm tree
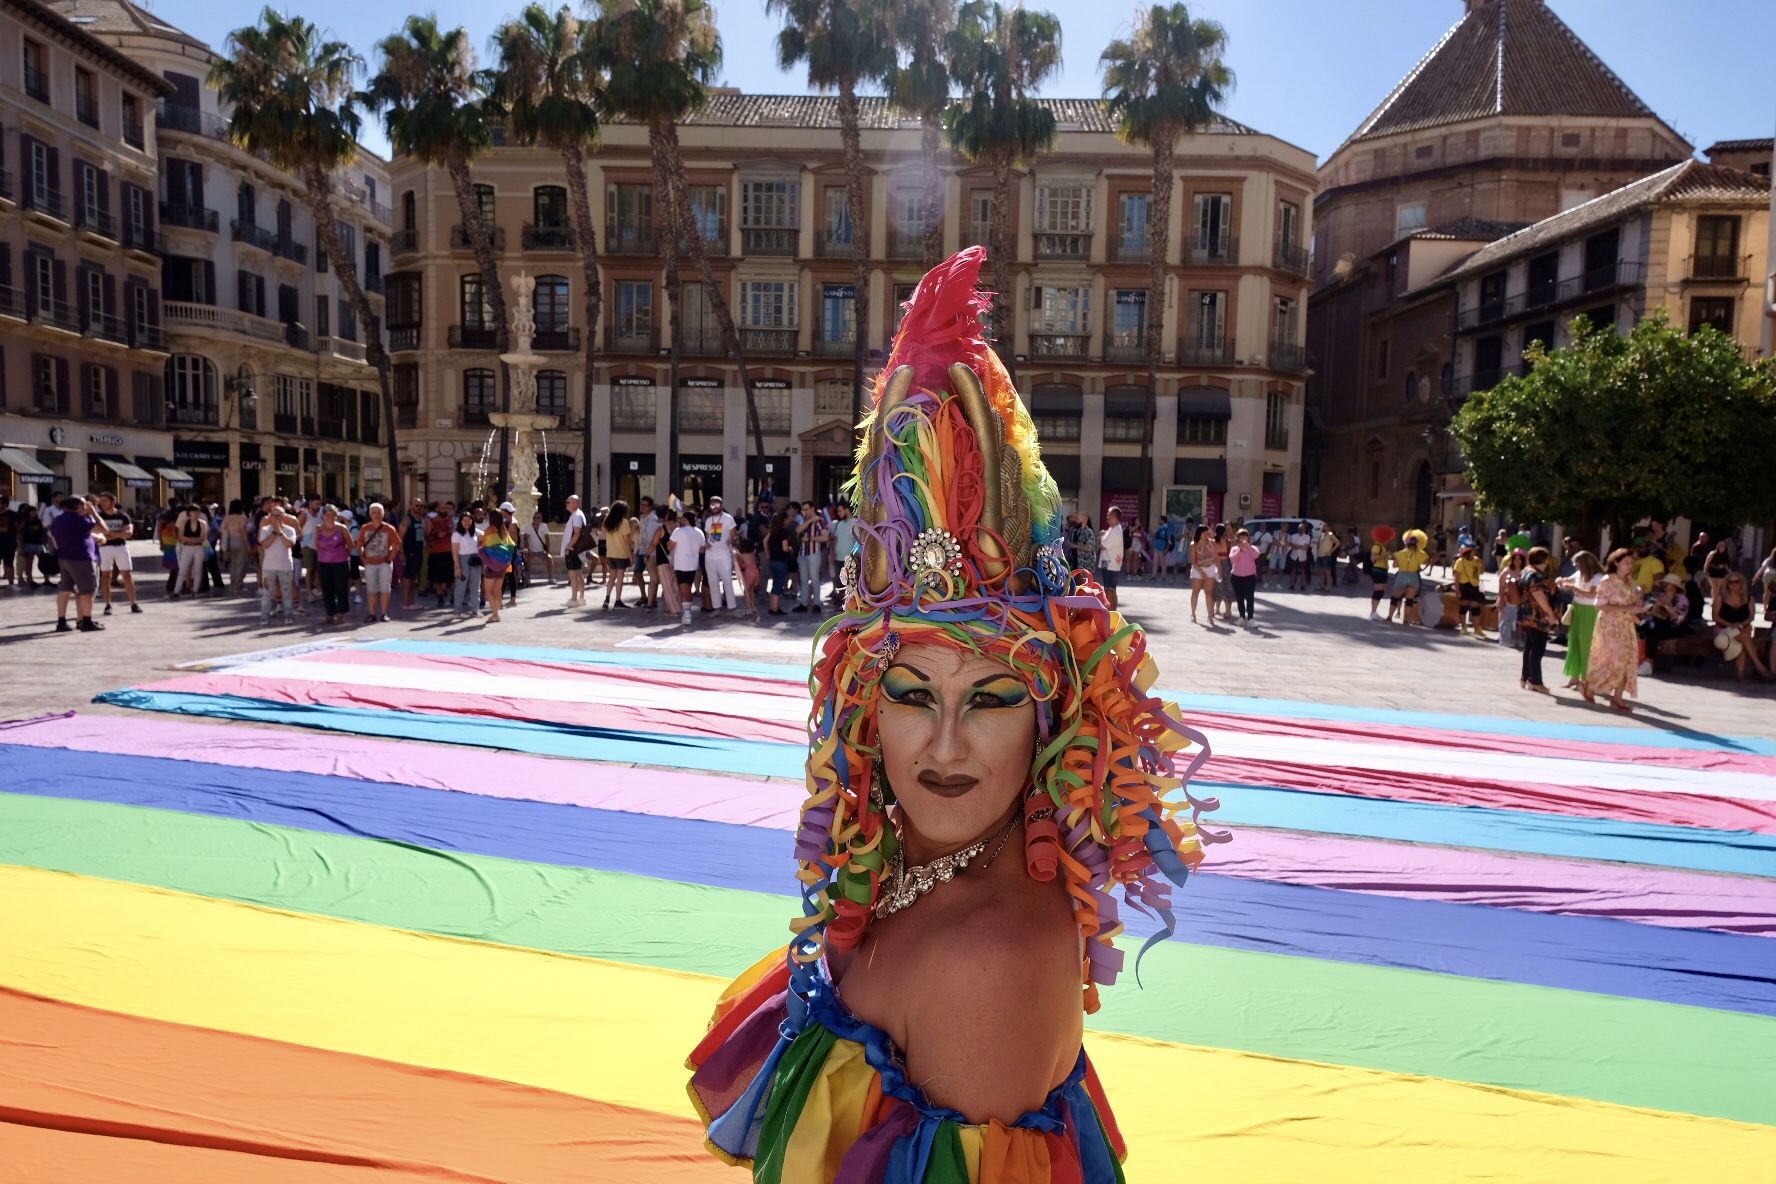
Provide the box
[362,16,510,491]
[590,0,766,497]
[487,4,604,507]
[210,9,401,503]
[943,0,1062,379]
[882,0,957,271]
[1102,3,1233,521]
[768,0,893,421]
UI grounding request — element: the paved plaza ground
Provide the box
[5,552,1773,743]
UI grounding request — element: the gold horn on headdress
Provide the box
[860,365,914,595]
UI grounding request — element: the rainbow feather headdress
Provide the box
[793,247,1223,1011]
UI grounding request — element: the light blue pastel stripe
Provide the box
[94,688,1776,878]
[357,637,1775,755]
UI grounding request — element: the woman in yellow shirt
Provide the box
[1387,529,1429,626]
[1452,545,1489,638]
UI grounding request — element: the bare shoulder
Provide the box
[898,884,1082,1124]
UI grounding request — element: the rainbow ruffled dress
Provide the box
[688,949,1126,1183]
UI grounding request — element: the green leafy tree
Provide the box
[1451,312,1776,543]
[768,0,894,422]
[1101,3,1233,519]
[882,0,957,271]
[589,0,766,491]
[943,0,1062,376]
[486,5,605,505]
[210,8,400,502]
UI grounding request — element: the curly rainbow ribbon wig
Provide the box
[790,248,1225,1012]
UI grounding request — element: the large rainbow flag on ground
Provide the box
[2,637,1773,1180]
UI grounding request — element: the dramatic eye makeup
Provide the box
[882,664,934,705]
[968,676,1029,708]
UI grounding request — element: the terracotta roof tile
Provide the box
[1342,0,1662,149]
[46,0,208,52]
[1434,160,1769,285]
[679,93,1256,136]
[1706,137,1774,155]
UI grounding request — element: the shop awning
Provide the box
[0,447,54,485]
[1104,389,1152,419]
[1175,388,1233,419]
[94,455,157,489]
[157,467,197,488]
[1173,458,1228,490]
[1031,385,1084,415]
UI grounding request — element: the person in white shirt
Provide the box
[559,494,587,606]
[1097,506,1125,611]
[828,503,857,602]
[668,510,707,626]
[451,509,485,616]
[1286,523,1312,590]
[522,510,553,584]
[257,503,298,625]
[702,495,738,611]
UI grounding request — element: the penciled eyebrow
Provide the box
[885,663,1019,692]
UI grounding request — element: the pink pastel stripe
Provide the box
[301,646,810,703]
[131,672,810,746]
[6,714,1771,935]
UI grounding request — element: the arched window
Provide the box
[534,186,567,229]
[462,368,496,425]
[166,354,217,423]
[401,190,416,231]
[535,274,570,331]
[1403,369,1417,404]
[537,369,568,418]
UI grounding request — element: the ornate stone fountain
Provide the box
[488,273,559,528]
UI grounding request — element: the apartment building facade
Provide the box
[1305,0,1692,531]
[0,0,171,506]
[50,0,391,509]
[389,93,1316,526]
[1705,137,1776,357]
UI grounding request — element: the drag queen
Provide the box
[688,249,1222,1181]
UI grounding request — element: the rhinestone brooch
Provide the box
[908,528,963,586]
[1033,543,1069,591]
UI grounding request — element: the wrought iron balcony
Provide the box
[232,219,278,253]
[1270,341,1309,372]
[813,335,856,358]
[124,125,145,150]
[132,321,166,351]
[448,324,499,349]
[1104,333,1148,363]
[284,323,311,351]
[1690,255,1742,281]
[76,206,115,240]
[83,310,130,345]
[605,225,657,255]
[1034,231,1091,261]
[1177,337,1233,366]
[169,404,220,426]
[30,298,79,333]
[1189,232,1238,266]
[0,285,26,320]
[0,169,12,203]
[523,223,574,251]
[160,202,218,232]
[889,228,928,259]
[450,224,506,251]
[1273,240,1310,277]
[274,236,308,266]
[391,228,418,255]
[741,227,797,257]
[24,61,48,102]
[23,186,66,222]
[534,326,581,352]
[741,327,798,354]
[606,326,658,354]
[816,230,854,259]
[1110,237,1150,263]
[680,329,726,357]
[1030,333,1089,361]
[386,325,417,351]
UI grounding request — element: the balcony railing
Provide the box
[606,226,657,255]
[741,227,797,256]
[317,335,367,364]
[124,125,145,150]
[24,62,47,102]
[232,219,278,253]
[816,230,855,259]
[448,324,499,349]
[1104,333,1148,363]
[459,402,495,427]
[163,300,285,342]
[889,228,929,259]
[122,224,156,254]
[0,169,11,203]
[1457,261,1646,329]
[169,405,220,427]
[534,326,581,352]
[0,285,26,320]
[1690,255,1742,281]
[132,321,166,351]
[391,228,418,254]
[1030,333,1089,361]
[275,236,308,266]
[813,335,856,358]
[682,223,729,256]
[30,299,79,333]
[273,412,298,434]
[1034,231,1091,261]
[450,224,506,251]
[606,326,657,354]
[1273,240,1310,276]
[160,202,218,232]
[680,329,726,357]
[1269,341,1308,372]
[741,327,797,354]
[284,323,311,351]
[83,311,130,345]
[387,325,418,351]
[1265,428,1290,451]
[76,92,99,127]
[1177,337,1233,366]
[523,223,574,251]
[76,206,115,240]
[23,186,66,222]
[1110,237,1150,263]
[1189,233,1238,265]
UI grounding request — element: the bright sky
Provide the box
[149,0,1775,164]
